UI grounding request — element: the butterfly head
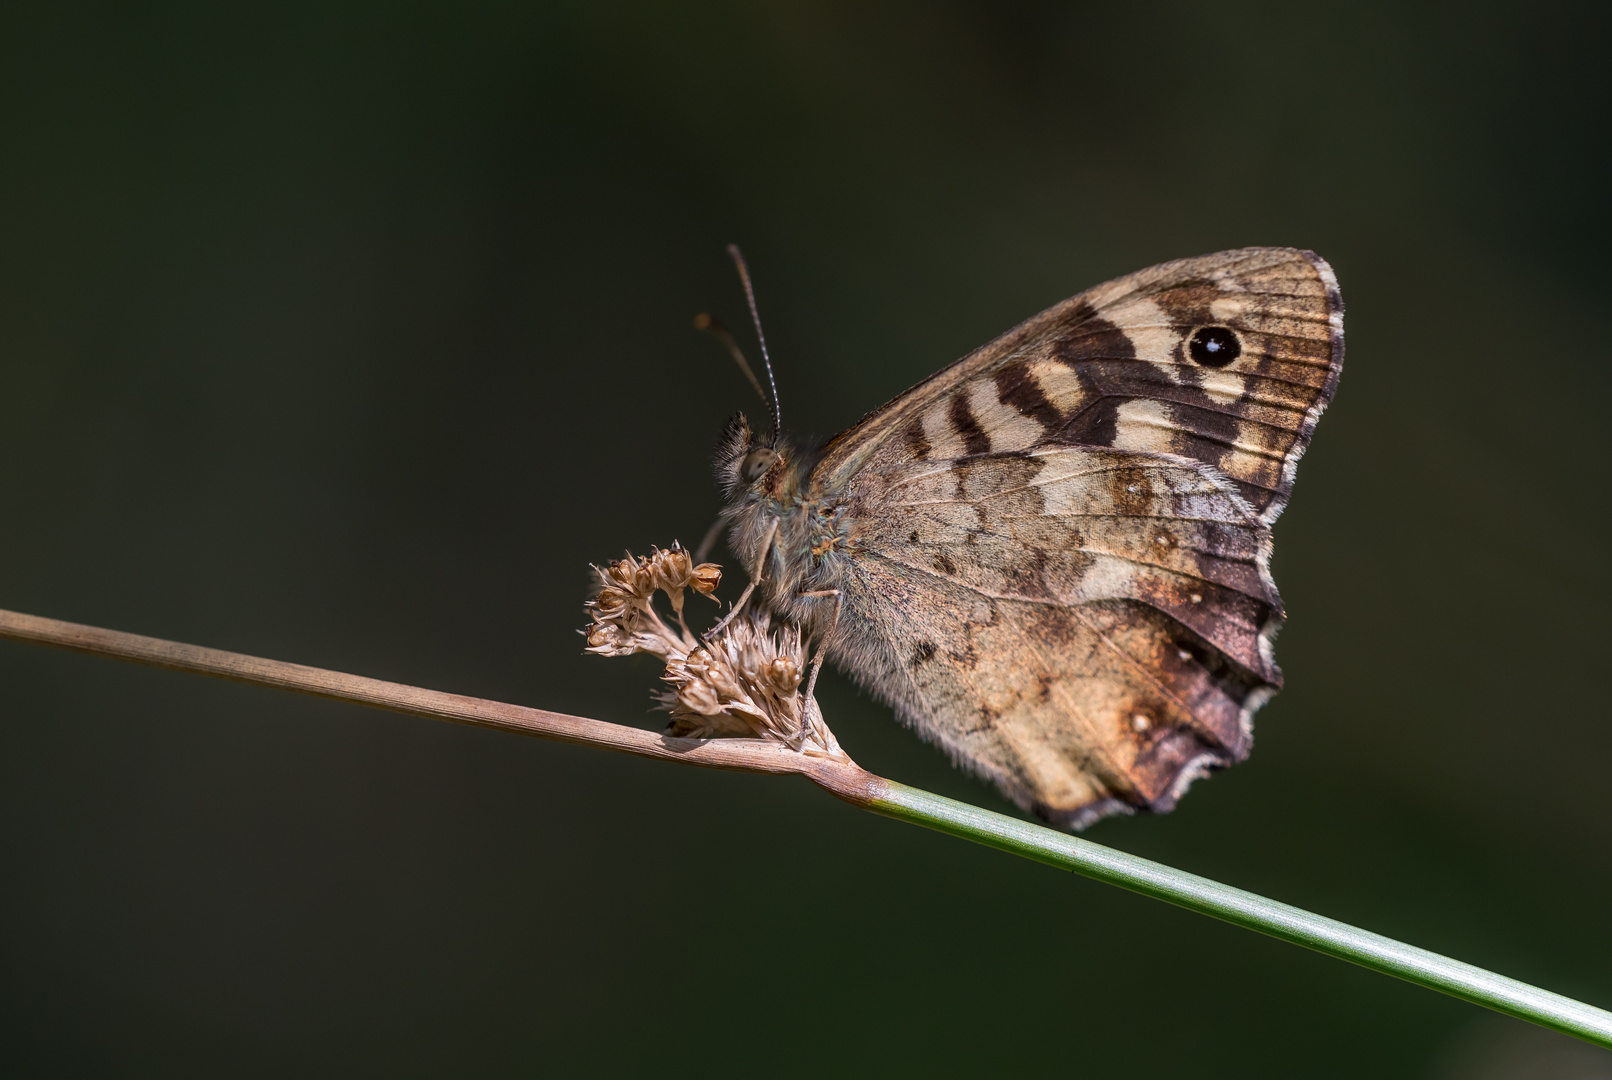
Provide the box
[715,412,794,499]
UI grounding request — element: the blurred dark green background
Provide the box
[2,3,1609,1076]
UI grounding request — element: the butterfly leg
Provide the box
[703,517,778,641]
[793,588,842,750]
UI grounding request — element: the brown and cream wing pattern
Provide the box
[832,445,1281,825]
[808,248,1343,825]
[813,247,1344,525]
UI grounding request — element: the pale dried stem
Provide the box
[0,607,880,804]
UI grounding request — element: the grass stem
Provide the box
[2,605,1608,1047]
[868,781,1612,1047]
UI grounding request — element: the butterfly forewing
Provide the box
[816,247,1343,525]
[787,248,1342,826]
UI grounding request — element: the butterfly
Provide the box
[711,247,1344,829]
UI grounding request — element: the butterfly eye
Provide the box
[741,447,780,482]
[1188,326,1242,367]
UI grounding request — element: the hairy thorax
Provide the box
[723,446,858,641]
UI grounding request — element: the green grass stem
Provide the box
[869,780,1612,1048]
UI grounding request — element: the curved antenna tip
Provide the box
[725,244,783,441]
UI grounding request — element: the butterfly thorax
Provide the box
[715,414,856,638]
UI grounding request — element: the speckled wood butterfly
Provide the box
[714,248,1344,828]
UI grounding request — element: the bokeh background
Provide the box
[2,3,1609,1076]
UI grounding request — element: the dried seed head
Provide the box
[675,678,723,717]
[763,656,800,698]
[582,545,723,659]
[593,587,630,619]
[689,562,722,595]
[583,546,844,758]
[602,557,647,594]
[657,545,694,584]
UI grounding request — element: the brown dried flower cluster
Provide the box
[584,544,721,658]
[583,545,840,756]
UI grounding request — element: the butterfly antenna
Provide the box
[692,313,767,406]
[726,243,783,440]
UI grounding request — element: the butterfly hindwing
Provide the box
[789,247,1343,825]
[829,445,1279,824]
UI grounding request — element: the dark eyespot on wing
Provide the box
[1188,326,1241,367]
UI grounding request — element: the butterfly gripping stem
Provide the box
[794,588,842,749]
